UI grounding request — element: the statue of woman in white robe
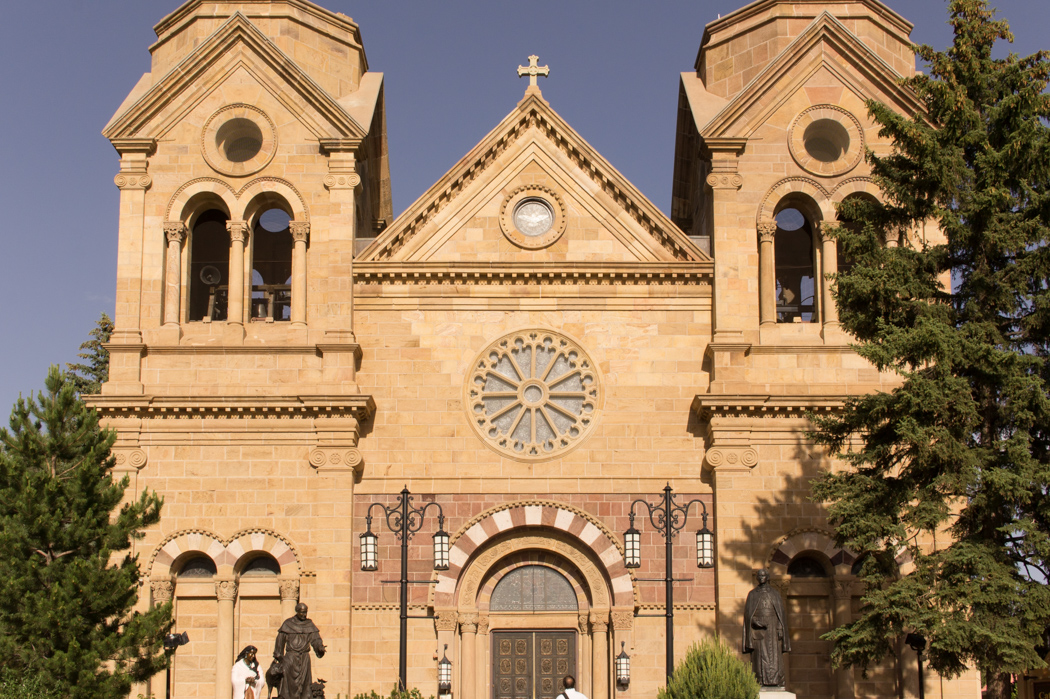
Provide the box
[232,645,262,699]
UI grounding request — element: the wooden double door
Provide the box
[492,631,576,699]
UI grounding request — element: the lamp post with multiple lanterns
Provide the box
[624,484,714,682]
[360,486,449,692]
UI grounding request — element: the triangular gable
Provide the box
[358,92,710,265]
[103,12,367,141]
[700,12,923,139]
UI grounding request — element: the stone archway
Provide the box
[434,523,634,699]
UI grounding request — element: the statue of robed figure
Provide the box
[742,569,791,687]
[273,603,326,699]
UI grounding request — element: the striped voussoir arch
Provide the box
[433,501,634,608]
[150,528,301,578]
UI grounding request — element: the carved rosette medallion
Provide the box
[309,448,363,473]
[705,447,758,470]
[323,172,361,190]
[466,329,602,461]
[112,449,148,471]
[499,185,567,249]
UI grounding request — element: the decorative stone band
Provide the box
[114,172,152,190]
[309,448,363,474]
[610,609,634,631]
[705,447,758,470]
[692,394,847,421]
[353,263,712,287]
[151,579,174,604]
[215,579,238,601]
[164,221,187,243]
[705,172,744,190]
[289,221,310,244]
[111,449,148,471]
[85,393,376,421]
[323,173,361,190]
[433,501,634,608]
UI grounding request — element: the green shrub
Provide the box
[658,638,759,699]
[353,688,434,699]
[0,676,59,699]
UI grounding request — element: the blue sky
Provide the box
[0,0,1044,409]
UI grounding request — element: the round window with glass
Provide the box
[499,186,567,249]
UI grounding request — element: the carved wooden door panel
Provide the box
[492,631,575,699]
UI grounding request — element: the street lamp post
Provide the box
[162,631,189,699]
[624,484,714,682]
[906,633,927,699]
[360,486,449,692]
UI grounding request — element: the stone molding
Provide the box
[692,394,846,421]
[87,394,376,421]
[354,262,712,286]
[201,103,277,177]
[498,185,568,250]
[164,221,187,243]
[448,500,625,557]
[215,579,238,601]
[165,176,310,223]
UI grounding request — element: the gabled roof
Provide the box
[700,11,923,139]
[103,12,367,141]
[358,91,710,265]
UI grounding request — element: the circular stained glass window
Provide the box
[467,329,601,461]
[513,198,555,237]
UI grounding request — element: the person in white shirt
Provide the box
[560,675,588,699]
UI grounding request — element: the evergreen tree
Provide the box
[658,638,759,699]
[0,367,171,699]
[811,1,1050,696]
[66,312,113,396]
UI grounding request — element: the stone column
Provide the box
[758,223,777,325]
[590,613,609,699]
[459,613,478,699]
[578,615,592,698]
[289,221,310,327]
[215,579,238,699]
[162,222,186,326]
[226,221,249,327]
[820,224,839,327]
[477,616,490,697]
[832,580,855,699]
[885,229,900,248]
[279,578,299,620]
[150,580,175,699]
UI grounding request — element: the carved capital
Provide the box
[278,578,300,602]
[610,610,634,631]
[769,578,790,596]
[289,221,310,244]
[589,613,609,633]
[227,220,249,244]
[833,579,854,600]
[151,579,174,604]
[705,447,758,470]
[215,579,238,601]
[706,172,744,190]
[758,222,777,244]
[458,613,479,633]
[884,228,901,247]
[114,172,153,191]
[477,616,490,635]
[164,221,187,244]
[578,614,590,634]
[435,610,460,632]
[323,173,361,190]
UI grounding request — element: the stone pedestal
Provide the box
[759,690,796,699]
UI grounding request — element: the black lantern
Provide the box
[905,633,927,699]
[615,642,630,688]
[695,516,714,569]
[433,518,450,571]
[360,528,378,571]
[162,632,189,699]
[438,644,452,694]
[624,515,641,569]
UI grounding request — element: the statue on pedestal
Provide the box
[273,603,326,699]
[742,569,791,688]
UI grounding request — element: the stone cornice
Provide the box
[692,394,848,420]
[354,262,712,286]
[86,394,375,420]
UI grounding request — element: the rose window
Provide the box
[468,330,601,461]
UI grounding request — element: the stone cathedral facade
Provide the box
[90,1,980,698]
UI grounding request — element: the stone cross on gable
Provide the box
[517,55,550,87]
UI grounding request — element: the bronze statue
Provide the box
[273,603,326,699]
[742,569,791,687]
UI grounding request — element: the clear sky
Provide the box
[0,0,1044,410]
